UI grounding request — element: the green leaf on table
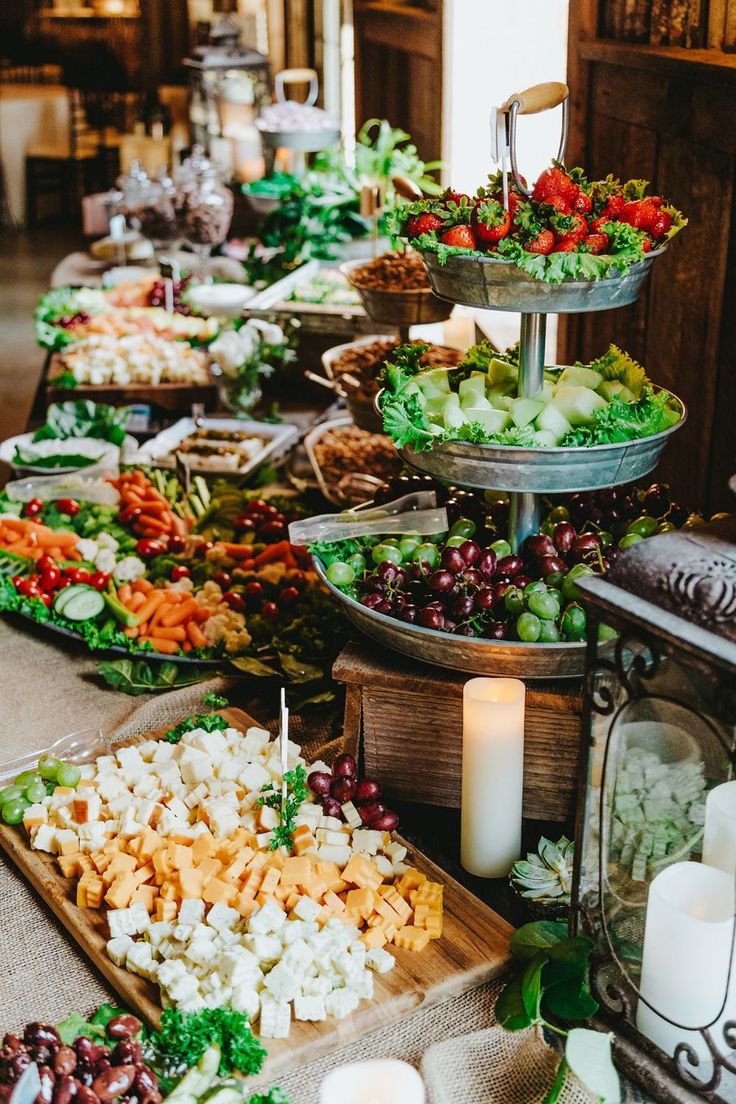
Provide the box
[565,1029,620,1104]
[521,953,547,1021]
[495,973,535,1032]
[510,920,568,961]
[278,651,324,684]
[544,976,599,1022]
[229,655,280,678]
[96,659,216,695]
[290,687,335,711]
[56,1011,107,1044]
[543,935,597,988]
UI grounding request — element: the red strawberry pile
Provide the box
[400,164,686,283]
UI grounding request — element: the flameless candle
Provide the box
[319,1060,425,1104]
[461,677,525,877]
[637,861,736,1061]
[703,780,736,876]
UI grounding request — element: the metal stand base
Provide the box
[508,312,547,550]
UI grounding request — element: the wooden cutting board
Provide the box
[0,708,513,1081]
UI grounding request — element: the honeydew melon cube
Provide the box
[442,393,468,430]
[460,392,492,411]
[558,364,604,390]
[492,395,515,412]
[536,404,572,442]
[533,429,558,447]
[532,385,554,403]
[552,385,608,426]
[425,396,448,417]
[403,380,427,406]
[511,397,545,429]
[464,408,511,434]
[417,368,451,398]
[487,358,518,386]
[598,380,635,403]
[458,373,487,402]
[488,379,518,400]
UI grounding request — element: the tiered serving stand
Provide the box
[316,83,685,679]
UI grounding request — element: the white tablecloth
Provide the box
[0,84,70,224]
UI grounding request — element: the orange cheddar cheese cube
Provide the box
[396,869,426,899]
[292,824,316,856]
[203,877,235,906]
[235,890,259,918]
[280,856,313,886]
[346,887,376,920]
[133,861,155,885]
[137,828,162,862]
[323,890,346,914]
[58,853,86,879]
[105,872,136,909]
[393,925,430,952]
[197,856,223,884]
[425,912,443,939]
[342,855,382,892]
[179,867,204,899]
[90,849,114,874]
[360,926,387,949]
[106,852,137,879]
[382,886,413,924]
[155,899,178,922]
[130,884,157,911]
[260,866,281,896]
[192,831,217,864]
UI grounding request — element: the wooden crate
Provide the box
[333,642,584,823]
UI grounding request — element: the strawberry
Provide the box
[650,210,672,240]
[574,191,593,215]
[473,198,512,244]
[553,238,581,253]
[526,229,555,255]
[582,232,609,255]
[441,225,477,249]
[603,195,625,218]
[650,195,664,208]
[443,190,471,205]
[551,211,587,247]
[641,237,652,253]
[540,194,571,216]
[621,199,658,230]
[589,216,610,233]
[407,212,444,237]
[533,166,579,205]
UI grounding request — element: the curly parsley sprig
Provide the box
[258,765,309,851]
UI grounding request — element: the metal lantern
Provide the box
[183,15,270,154]
[572,517,736,1103]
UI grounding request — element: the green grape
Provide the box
[504,587,525,616]
[346,553,366,575]
[619,533,643,550]
[538,619,561,643]
[326,561,355,587]
[598,530,614,549]
[626,516,659,538]
[411,543,439,569]
[0,785,22,805]
[444,536,467,549]
[379,538,400,548]
[547,506,570,524]
[597,622,619,643]
[561,604,587,640]
[24,782,47,804]
[371,543,402,567]
[56,762,82,788]
[15,771,41,789]
[657,521,676,534]
[527,589,561,621]
[523,580,547,597]
[517,612,542,643]
[562,564,595,603]
[2,798,30,826]
[546,572,565,590]
[38,755,62,781]
[448,517,476,540]
[490,539,512,558]
[398,537,421,560]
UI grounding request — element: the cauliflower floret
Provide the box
[97,533,119,552]
[76,538,99,562]
[95,547,117,574]
[113,555,147,583]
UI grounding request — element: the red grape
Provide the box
[429,569,455,593]
[331,777,357,803]
[333,753,357,779]
[308,770,333,795]
[478,548,498,578]
[322,797,342,819]
[359,800,386,825]
[459,540,480,565]
[553,522,576,554]
[418,607,444,630]
[497,554,523,576]
[538,555,566,578]
[440,547,465,573]
[371,811,399,831]
[523,534,556,558]
[355,779,381,802]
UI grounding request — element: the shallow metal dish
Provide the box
[340,260,453,326]
[422,246,667,313]
[314,560,585,679]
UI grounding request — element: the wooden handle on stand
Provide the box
[502,81,569,115]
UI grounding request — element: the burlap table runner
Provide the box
[0,617,649,1102]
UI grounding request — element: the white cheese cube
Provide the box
[229,987,260,1018]
[341,801,362,829]
[31,824,57,853]
[97,777,127,802]
[178,899,205,926]
[54,828,79,853]
[152,742,175,763]
[258,994,292,1039]
[239,762,271,792]
[257,805,280,831]
[129,901,152,934]
[209,807,239,839]
[264,961,300,1002]
[365,947,396,974]
[180,755,212,787]
[188,728,228,760]
[118,810,145,840]
[279,920,305,946]
[249,900,286,935]
[301,975,332,997]
[373,855,393,878]
[185,941,218,967]
[294,995,326,1022]
[106,935,134,966]
[157,811,188,838]
[316,843,352,867]
[325,987,360,1020]
[206,903,240,931]
[218,950,261,987]
[347,971,374,999]
[293,896,322,923]
[147,922,174,947]
[242,726,271,754]
[177,995,207,1013]
[133,798,156,825]
[351,829,382,855]
[282,938,314,972]
[157,959,188,987]
[173,924,195,943]
[126,943,155,977]
[255,831,274,849]
[168,975,200,1003]
[319,815,343,831]
[316,828,349,846]
[242,933,282,963]
[117,746,144,775]
[384,841,407,863]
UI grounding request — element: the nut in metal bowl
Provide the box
[340,259,453,326]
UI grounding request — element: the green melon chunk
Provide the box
[558,364,604,390]
[460,392,492,411]
[552,385,608,426]
[458,373,487,402]
[463,407,511,433]
[511,397,545,429]
[533,429,558,447]
[487,357,518,386]
[536,404,573,442]
[443,393,468,430]
[598,380,634,403]
[417,368,451,398]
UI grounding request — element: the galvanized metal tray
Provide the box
[422,247,667,313]
[313,560,585,680]
[396,392,686,493]
[340,260,453,326]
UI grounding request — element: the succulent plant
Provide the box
[510,835,574,906]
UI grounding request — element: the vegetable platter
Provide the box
[0,706,513,1082]
[0,401,138,476]
[0,469,348,685]
[135,419,299,479]
[378,342,685,493]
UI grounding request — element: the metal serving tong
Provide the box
[490,81,569,201]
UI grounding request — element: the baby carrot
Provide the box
[123,626,139,639]
[136,590,168,623]
[128,592,146,611]
[117,584,133,604]
[152,626,187,642]
[186,621,208,648]
[160,599,199,627]
[141,636,180,655]
[132,578,153,594]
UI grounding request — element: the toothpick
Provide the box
[280,687,289,813]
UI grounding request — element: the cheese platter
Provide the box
[0,707,512,1082]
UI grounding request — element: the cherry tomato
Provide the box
[136,538,166,559]
[18,579,41,598]
[258,520,287,542]
[56,498,80,517]
[41,566,61,591]
[37,555,56,574]
[288,571,307,590]
[277,586,300,610]
[222,590,245,613]
[194,540,214,559]
[212,572,232,589]
[167,535,186,554]
[89,571,111,591]
[11,575,24,590]
[56,577,73,590]
[39,593,52,608]
[244,581,263,603]
[261,601,279,621]
[171,565,191,582]
[246,499,270,516]
[120,506,142,525]
[23,498,43,518]
[233,515,257,533]
[65,566,91,585]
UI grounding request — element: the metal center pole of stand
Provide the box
[509,312,547,551]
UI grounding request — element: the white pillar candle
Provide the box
[703,780,736,876]
[637,861,736,1061]
[319,1060,425,1104]
[461,677,524,877]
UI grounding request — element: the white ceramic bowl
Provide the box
[187,282,255,319]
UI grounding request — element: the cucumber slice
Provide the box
[53,584,90,616]
[58,586,105,622]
